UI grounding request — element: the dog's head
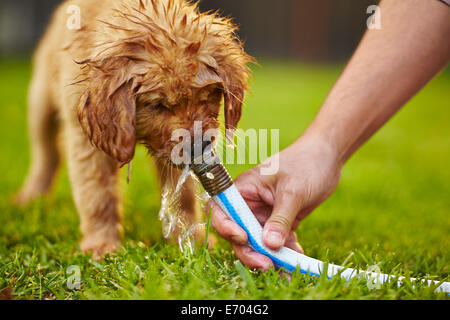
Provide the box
[77,0,253,166]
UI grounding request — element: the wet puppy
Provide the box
[16,0,252,258]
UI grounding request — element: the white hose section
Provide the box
[214,185,449,293]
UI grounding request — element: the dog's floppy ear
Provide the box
[77,58,137,166]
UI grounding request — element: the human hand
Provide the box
[209,135,342,270]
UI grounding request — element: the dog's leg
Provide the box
[66,125,122,259]
[15,70,60,205]
[155,161,216,248]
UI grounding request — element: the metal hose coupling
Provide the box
[190,149,233,197]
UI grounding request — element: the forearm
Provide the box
[303,0,450,165]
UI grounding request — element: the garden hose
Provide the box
[190,150,450,294]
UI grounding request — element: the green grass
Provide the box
[0,59,449,300]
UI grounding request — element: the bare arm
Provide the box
[306,0,450,165]
[210,0,450,270]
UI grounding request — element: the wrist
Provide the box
[293,125,343,170]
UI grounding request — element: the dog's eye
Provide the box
[212,87,223,96]
[208,87,223,104]
[153,103,167,111]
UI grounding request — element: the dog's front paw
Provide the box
[81,236,121,260]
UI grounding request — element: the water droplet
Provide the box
[225,132,237,149]
[174,164,190,194]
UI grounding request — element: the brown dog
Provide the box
[15,0,252,258]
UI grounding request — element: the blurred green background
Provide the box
[0,0,449,300]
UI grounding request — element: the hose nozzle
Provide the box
[190,150,233,197]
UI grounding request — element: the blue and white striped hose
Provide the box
[214,185,450,293]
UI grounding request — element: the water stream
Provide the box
[158,165,210,254]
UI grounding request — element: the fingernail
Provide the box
[265,230,284,247]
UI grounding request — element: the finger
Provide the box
[232,243,274,271]
[209,201,248,245]
[284,232,304,254]
[263,189,304,250]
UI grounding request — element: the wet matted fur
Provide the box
[16,0,253,258]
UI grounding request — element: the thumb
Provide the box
[263,189,304,250]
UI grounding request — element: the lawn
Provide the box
[0,59,449,300]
